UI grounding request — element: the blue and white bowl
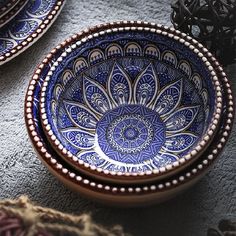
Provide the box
[0,0,29,28]
[0,0,65,65]
[25,25,234,206]
[40,22,223,183]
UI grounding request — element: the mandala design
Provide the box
[0,0,62,63]
[97,105,165,163]
[106,113,155,154]
[60,62,200,172]
[44,33,217,173]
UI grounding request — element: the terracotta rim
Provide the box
[0,0,65,65]
[39,21,223,180]
[0,0,28,28]
[0,0,18,18]
[25,21,234,194]
[25,43,234,195]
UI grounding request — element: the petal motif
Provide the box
[154,79,182,117]
[164,106,199,133]
[83,76,112,115]
[62,70,74,86]
[106,164,151,173]
[64,101,99,131]
[152,152,179,168]
[77,151,105,166]
[163,133,197,153]
[105,164,126,172]
[133,63,159,106]
[54,84,63,101]
[107,63,132,106]
[201,89,208,106]
[205,105,210,121]
[192,74,202,90]
[129,165,151,173]
[61,128,95,150]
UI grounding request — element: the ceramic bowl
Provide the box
[25,22,234,206]
[0,0,65,65]
[0,0,28,28]
[40,22,223,184]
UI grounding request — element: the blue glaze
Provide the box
[97,105,166,164]
[0,0,57,56]
[43,30,217,173]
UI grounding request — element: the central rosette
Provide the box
[60,62,200,172]
[123,126,140,140]
[96,105,166,164]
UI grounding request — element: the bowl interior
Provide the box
[44,29,217,173]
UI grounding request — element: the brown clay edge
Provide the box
[0,0,65,64]
[24,20,232,206]
[39,21,225,183]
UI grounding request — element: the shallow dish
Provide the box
[25,22,234,206]
[40,22,222,183]
[0,0,28,28]
[0,0,65,65]
[0,0,19,19]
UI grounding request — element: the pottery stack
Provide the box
[25,21,235,207]
[0,0,65,65]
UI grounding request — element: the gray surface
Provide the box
[0,0,235,235]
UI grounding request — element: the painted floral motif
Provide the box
[0,0,58,58]
[61,63,199,172]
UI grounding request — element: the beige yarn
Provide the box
[0,196,129,236]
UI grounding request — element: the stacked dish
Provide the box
[0,0,65,65]
[0,0,28,28]
[25,21,234,206]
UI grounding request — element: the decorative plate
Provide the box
[0,0,28,28]
[25,22,234,206]
[0,0,65,65]
[40,22,223,183]
[0,0,19,19]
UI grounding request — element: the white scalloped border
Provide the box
[0,0,65,65]
[26,67,233,194]
[39,22,223,178]
[0,0,29,27]
[25,21,234,194]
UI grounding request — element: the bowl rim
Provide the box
[24,27,234,203]
[24,21,234,203]
[0,0,28,28]
[39,21,224,182]
[0,0,65,65]
[0,0,19,18]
